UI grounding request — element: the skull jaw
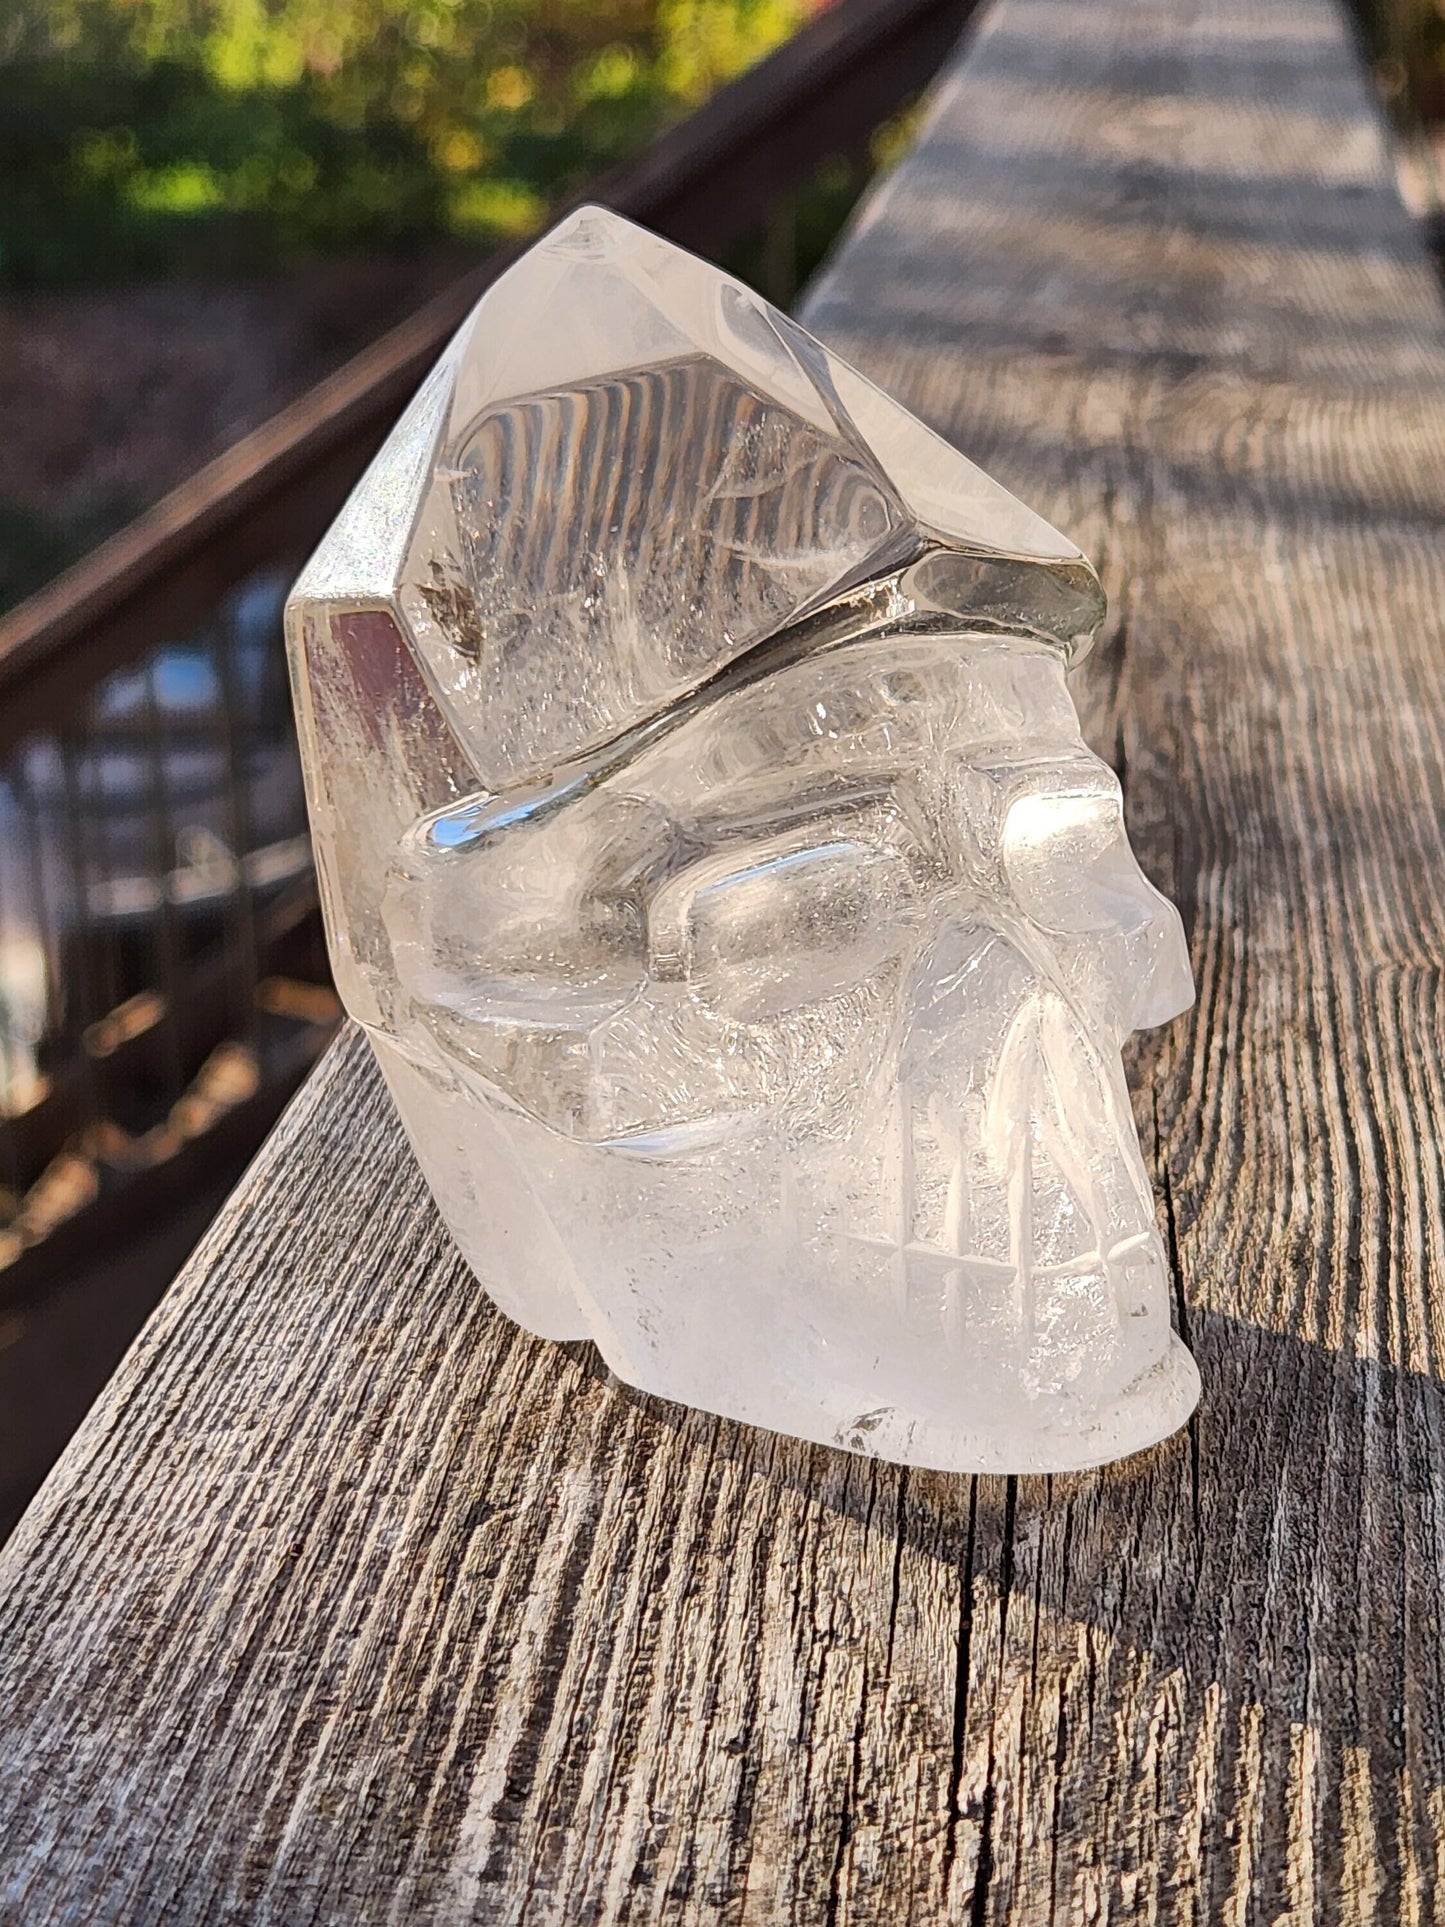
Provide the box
[605,1329,1201,1476]
[373,1020,1199,1474]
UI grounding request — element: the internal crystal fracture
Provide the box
[286,205,1199,1473]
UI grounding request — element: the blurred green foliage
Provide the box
[0,0,807,287]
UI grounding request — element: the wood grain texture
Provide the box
[4,0,1445,1919]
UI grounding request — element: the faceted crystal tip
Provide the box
[295,203,1105,797]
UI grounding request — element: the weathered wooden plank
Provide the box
[5,0,1445,1919]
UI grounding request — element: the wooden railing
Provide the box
[5,0,1445,1915]
[0,0,979,1301]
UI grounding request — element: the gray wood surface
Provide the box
[5,0,1445,1918]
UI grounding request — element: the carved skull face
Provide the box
[379,632,1195,1469]
[288,206,1199,1471]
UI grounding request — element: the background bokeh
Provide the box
[1,0,808,288]
[1,1,914,614]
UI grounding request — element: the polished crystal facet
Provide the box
[286,206,1199,1473]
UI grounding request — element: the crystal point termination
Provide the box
[286,205,1199,1473]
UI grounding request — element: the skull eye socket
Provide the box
[1001,788,1150,935]
[648,831,921,1022]
[387,791,670,1027]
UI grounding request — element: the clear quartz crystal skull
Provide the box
[286,205,1199,1473]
